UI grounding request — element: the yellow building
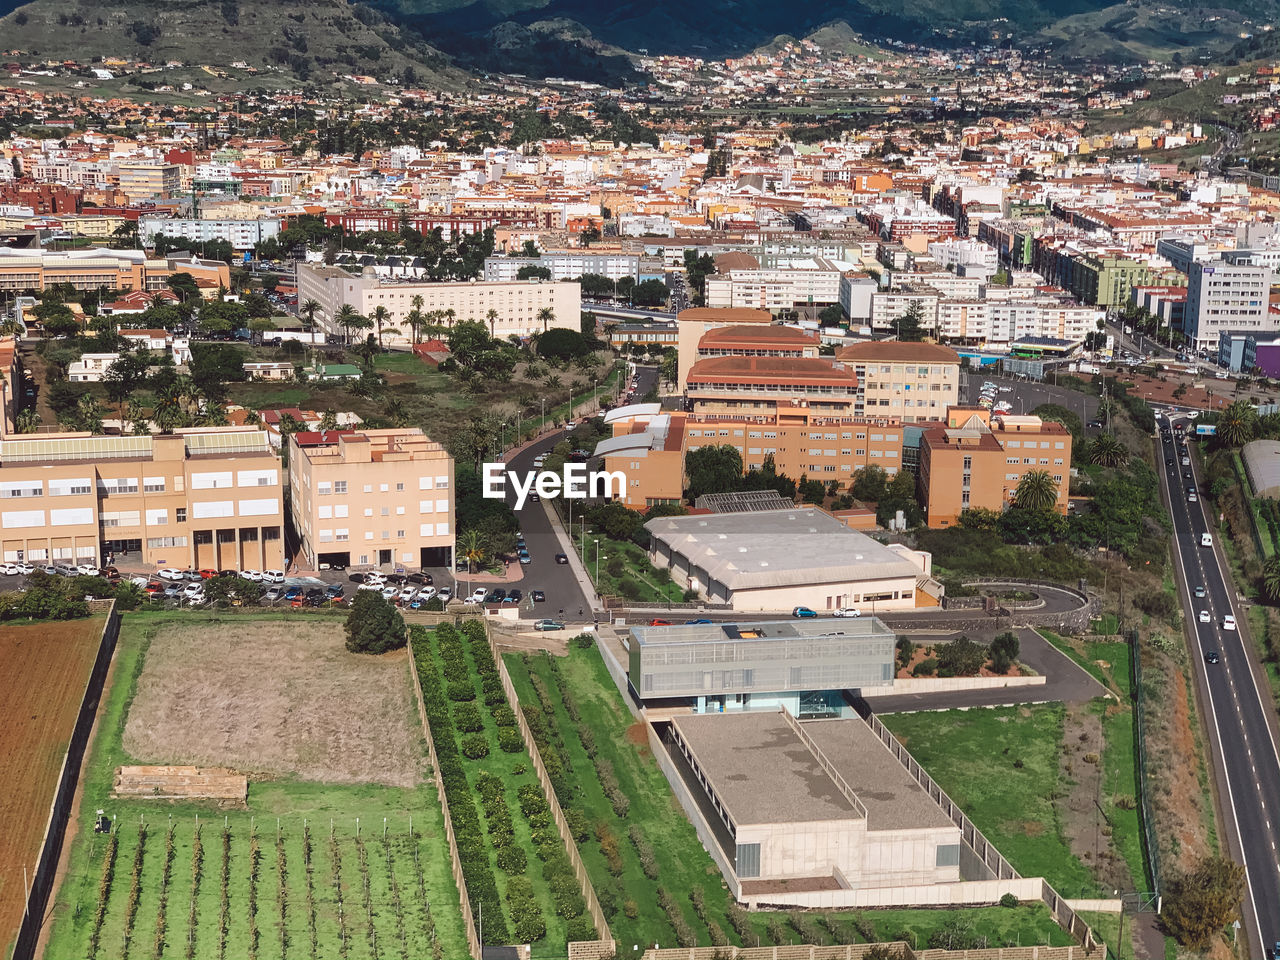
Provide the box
[0,428,283,569]
[836,341,960,423]
[0,248,230,294]
[288,428,455,572]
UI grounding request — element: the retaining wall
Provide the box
[862,676,1046,697]
[743,877,1043,910]
[11,606,121,960]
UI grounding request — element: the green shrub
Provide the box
[497,727,523,753]
[912,657,937,677]
[447,680,476,702]
[490,703,516,727]
[496,844,527,874]
[460,734,490,760]
[453,701,484,732]
[1000,892,1019,908]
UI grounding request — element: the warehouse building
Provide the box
[663,709,962,897]
[644,508,930,612]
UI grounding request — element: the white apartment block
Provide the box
[139,217,283,251]
[706,267,843,311]
[1184,260,1274,354]
[891,271,983,300]
[934,298,1098,347]
[869,289,941,333]
[483,253,640,282]
[296,264,581,342]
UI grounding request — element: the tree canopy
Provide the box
[344,591,406,654]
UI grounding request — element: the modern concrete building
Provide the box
[0,247,231,295]
[675,307,774,390]
[628,617,895,715]
[483,252,639,283]
[115,162,182,202]
[0,428,283,569]
[663,710,962,897]
[296,264,581,343]
[287,428,455,571]
[836,341,959,423]
[1183,259,1273,354]
[645,508,930,612]
[139,216,282,251]
[918,407,1071,528]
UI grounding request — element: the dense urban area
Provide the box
[4,8,1280,960]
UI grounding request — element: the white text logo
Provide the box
[482,463,626,510]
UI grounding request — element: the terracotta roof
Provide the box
[837,341,960,364]
[699,324,819,348]
[687,356,857,387]
[678,307,773,324]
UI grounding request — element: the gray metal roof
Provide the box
[645,508,921,591]
[694,489,793,513]
[594,433,658,457]
[603,402,662,424]
[631,616,892,647]
[1243,439,1280,499]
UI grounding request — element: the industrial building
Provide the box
[644,508,930,612]
[663,709,962,896]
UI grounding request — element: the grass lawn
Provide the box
[881,705,1094,893]
[589,537,684,604]
[44,614,469,960]
[504,646,1079,951]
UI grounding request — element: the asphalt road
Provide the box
[500,362,660,619]
[958,369,1099,429]
[1162,415,1280,959]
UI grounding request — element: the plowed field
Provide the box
[0,617,105,952]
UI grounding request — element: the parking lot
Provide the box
[958,369,1100,428]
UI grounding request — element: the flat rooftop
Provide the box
[672,711,953,831]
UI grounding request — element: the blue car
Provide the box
[284,586,304,600]
[684,618,712,625]
[791,606,818,619]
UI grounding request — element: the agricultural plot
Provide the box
[408,622,596,958]
[503,644,1077,952]
[43,614,468,960]
[0,616,106,953]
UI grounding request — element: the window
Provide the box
[333,481,348,494]
[936,844,961,867]
[143,478,165,493]
[736,842,761,879]
[176,507,187,523]
[396,482,404,491]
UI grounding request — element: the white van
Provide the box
[1201,532,1213,548]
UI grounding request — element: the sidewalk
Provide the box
[540,499,602,615]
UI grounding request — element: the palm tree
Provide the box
[1088,433,1129,468]
[485,308,499,340]
[334,304,362,345]
[537,307,555,334]
[1217,399,1258,448]
[1263,556,1280,602]
[457,528,488,574]
[372,305,391,349]
[299,298,321,332]
[1014,470,1059,512]
[444,308,456,330]
[15,408,39,433]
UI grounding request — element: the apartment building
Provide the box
[869,288,940,334]
[0,247,230,294]
[918,407,1071,528]
[115,162,182,202]
[705,264,843,312]
[836,341,959,423]
[288,428,455,572]
[296,264,580,343]
[483,253,639,282]
[0,428,283,569]
[1183,259,1274,354]
[139,216,282,251]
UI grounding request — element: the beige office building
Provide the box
[288,428,455,571]
[0,428,283,569]
[836,341,960,423]
[675,306,774,391]
[296,264,581,343]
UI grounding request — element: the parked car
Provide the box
[437,586,453,601]
[418,586,438,602]
[533,619,565,631]
[199,568,219,579]
[0,563,17,575]
[325,583,345,598]
[348,572,367,584]
[519,553,532,564]
[264,586,285,602]
[239,569,263,582]
[157,568,185,581]
[183,583,205,599]
[408,572,433,585]
[792,606,818,618]
[14,561,32,575]
[530,590,545,603]
[76,563,100,576]
[485,588,507,604]
[380,586,398,600]
[471,587,488,601]
[648,619,671,626]
[833,607,862,618]
[398,585,418,602]
[684,618,712,625]
[262,569,286,584]
[505,589,522,604]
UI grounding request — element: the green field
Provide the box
[881,705,1098,894]
[44,615,468,960]
[504,645,1076,951]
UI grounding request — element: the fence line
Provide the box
[861,711,1100,956]
[11,605,120,960]
[404,630,483,960]
[486,625,613,946]
[1128,628,1160,893]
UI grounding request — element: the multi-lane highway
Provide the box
[1161,416,1280,959]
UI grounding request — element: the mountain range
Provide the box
[0,0,1277,85]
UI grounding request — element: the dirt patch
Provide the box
[1057,701,1130,890]
[0,616,106,950]
[491,623,572,656]
[625,721,650,754]
[896,641,1020,679]
[122,620,425,787]
[1153,657,1213,873]
[1020,820,1046,837]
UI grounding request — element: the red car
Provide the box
[199,568,219,579]
[649,619,671,626]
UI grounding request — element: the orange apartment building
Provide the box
[836,341,960,423]
[0,247,230,295]
[918,407,1072,528]
[675,306,774,390]
[596,405,686,510]
[288,428,455,571]
[0,428,283,569]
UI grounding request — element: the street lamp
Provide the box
[540,397,546,435]
[594,539,600,584]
